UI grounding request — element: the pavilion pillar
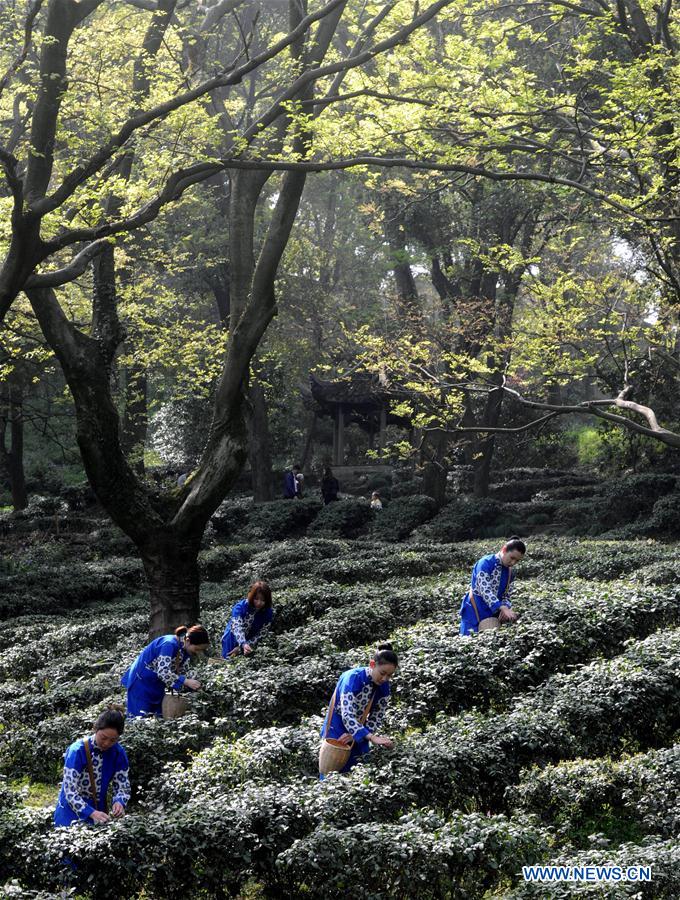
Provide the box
[378,405,387,454]
[334,404,345,466]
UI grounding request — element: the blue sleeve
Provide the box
[62,742,94,820]
[250,607,274,646]
[230,599,250,646]
[110,746,130,808]
[474,557,503,614]
[339,672,372,743]
[153,640,185,691]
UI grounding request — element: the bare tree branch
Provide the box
[25,239,111,287]
[121,0,159,9]
[498,383,680,448]
[200,0,247,30]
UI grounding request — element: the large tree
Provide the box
[0,0,463,634]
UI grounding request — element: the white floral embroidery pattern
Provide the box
[339,674,375,738]
[474,557,513,611]
[231,611,270,646]
[231,612,254,645]
[110,768,131,806]
[149,651,192,688]
[62,765,90,816]
[366,694,389,734]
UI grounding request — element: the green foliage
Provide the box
[415,498,503,542]
[308,498,375,538]
[198,544,257,582]
[276,810,550,900]
[243,499,322,542]
[508,745,680,845]
[2,524,680,897]
[597,474,677,530]
[370,494,437,542]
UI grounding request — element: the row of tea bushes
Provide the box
[145,721,322,801]
[3,628,679,897]
[509,743,680,843]
[0,610,147,680]
[505,838,679,898]
[370,627,680,815]
[390,582,680,725]
[274,809,551,900]
[0,707,217,786]
[142,620,680,811]
[0,558,145,618]
[140,581,680,800]
[3,571,675,786]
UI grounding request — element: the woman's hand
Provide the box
[184,678,201,691]
[337,732,353,746]
[368,734,394,749]
[90,810,110,824]
[110,802,125,819]
[229,646,241,657]
[498,606,517,624]
[242,643,254,655]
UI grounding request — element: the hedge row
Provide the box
[508,743,680,844]
[3,628,679,897]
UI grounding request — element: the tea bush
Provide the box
[307,497,374,538]
[243,498,322,541]
[275,810,550,899]
[415,498,503,542]
[370,494,437,542]
[508,744,680,843]
[2,530,680,898]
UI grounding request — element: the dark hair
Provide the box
[94,705,125,734]
[175,624,210,646]
[504,536,526,554]
[374,642,398,667]
[323,467,333,478]
[247,580,272,608]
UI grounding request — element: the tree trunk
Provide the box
[0,383,28,510]
[122,363,148,475]
[141,532,203,637]
[472,386,504,498]
[384,196,422,329]
[299,410,317,469]
[421,429,448,507]
[247,378,274,503]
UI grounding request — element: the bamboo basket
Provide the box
[478,617,500,632]
[208,656,230,666]
[162,692,188,719]
[318,737,352,775]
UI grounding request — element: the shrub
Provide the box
[198,544,256,582]
[415,498,503,542]
[390,477,424,498]
[489,470,597,502]
[210,497,252,538]
[554,499,598,532]
[370,494,437,542]
[508,745,680,843]
[243,498,322,541]
[308,498,374,538]
[275,810,550,900]
[645,492,680,536]
[597,474,677,529]
[505,839,680,898]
